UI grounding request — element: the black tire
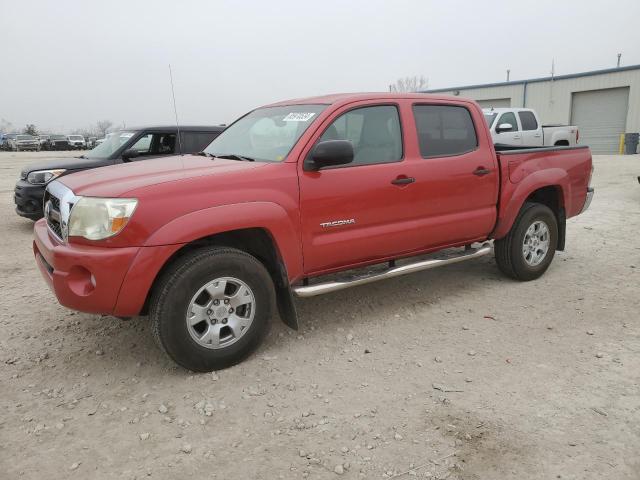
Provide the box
[150,247,274,372]
[494,202,558,281]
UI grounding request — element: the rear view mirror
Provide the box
[305,140,354,171]
[496,123,514,134]
[121,148,140,160]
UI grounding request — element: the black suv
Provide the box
[15,125,224,220]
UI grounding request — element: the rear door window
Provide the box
[180,131,222,153]
[413,105,478,158]
[518,111,538,131]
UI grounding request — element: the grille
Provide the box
[44,191,63,239]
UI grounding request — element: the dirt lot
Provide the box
[0,151,639,480]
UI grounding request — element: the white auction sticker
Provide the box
[282,112,316,122]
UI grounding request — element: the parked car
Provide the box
[87,137,98,149]
[38,135,51,149]
[33,93,593,372]
[15,125,224,220]
[483,108,579,147]
[66,135,87,149]
[9,134,40,151]
[2,134,16,150]
[95,137,106,146]
[46,134,71,151]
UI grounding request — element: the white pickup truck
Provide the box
[483,108,579,147]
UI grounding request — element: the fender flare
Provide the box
[493,168,570,240]
[144,201,303,278]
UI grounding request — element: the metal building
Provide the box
[425,65,640,154]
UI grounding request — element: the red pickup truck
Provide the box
[33,93,594,372]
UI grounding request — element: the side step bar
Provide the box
[293,243,492,298]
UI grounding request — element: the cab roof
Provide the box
[264,92,468,108]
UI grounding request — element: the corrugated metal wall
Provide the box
[431,69,640,148]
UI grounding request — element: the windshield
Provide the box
[203,104,328,162]
[17,135,34,140]
[484,113,497,128]
[69,135,84,140]
[86,131,135,158]
[51,135,66,140]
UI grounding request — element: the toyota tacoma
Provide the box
[33,93,594,372]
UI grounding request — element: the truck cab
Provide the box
[483,107,578,147]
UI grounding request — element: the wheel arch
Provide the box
[494,171,569,245]
[141,225,300,330]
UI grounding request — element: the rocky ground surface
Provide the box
[0,152,639,480]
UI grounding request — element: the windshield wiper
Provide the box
[214,154,255,162]
[195,151,214,157]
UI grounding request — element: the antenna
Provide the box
[169,64,183,155]
[617,53,622,68]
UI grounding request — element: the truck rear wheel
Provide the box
[150,247,274,372]
[494,202,558,281]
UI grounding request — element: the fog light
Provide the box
[67,266,95,296]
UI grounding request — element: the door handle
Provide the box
[534,134,542,137]
[513,135,521,139]
[473,167,491,176]
[391,176,415,185]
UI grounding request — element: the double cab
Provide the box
[483,107,579,147]
[33,94,594,372]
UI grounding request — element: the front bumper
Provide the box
[14,180,45,219]
[580,187,594,214]
[33,220,183,316]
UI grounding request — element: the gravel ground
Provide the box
[1,151,639,480]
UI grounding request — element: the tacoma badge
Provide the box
[320,219,355,228]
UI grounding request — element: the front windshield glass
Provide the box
[203,104,328,162]
[17,135,34,140]
[69,135,84,140]
[51,135,66,140]
[86,131,135,158]
[484,113,497,127]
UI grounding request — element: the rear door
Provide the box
[180,130,223,154]
[493,111,522,146]
[298,102,418,274]
[517,110,543,146]
[407,102,498,247]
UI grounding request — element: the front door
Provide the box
[298,103,417,275]
[493,111,522,146]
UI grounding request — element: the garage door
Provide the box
[476,98,511,108]
[570,87,629,154]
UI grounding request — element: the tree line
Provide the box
[0,119,114,138]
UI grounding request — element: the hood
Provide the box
[21,156,112,177]
[57,154,267,197]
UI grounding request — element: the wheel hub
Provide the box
[522,220,550,267]
[186,277,256,350]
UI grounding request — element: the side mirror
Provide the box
[121,148,140,160]
[495,123,514,134]
[305,140,354,171]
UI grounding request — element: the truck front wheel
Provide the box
[494,202,558,281]
[150,247,274,372]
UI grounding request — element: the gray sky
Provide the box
[1,0,639,132]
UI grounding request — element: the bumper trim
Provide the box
[580,187,594,214]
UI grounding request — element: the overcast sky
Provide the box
[1,0,639,132]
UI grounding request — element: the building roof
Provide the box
[423,64,640,93]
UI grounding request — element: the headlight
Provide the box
[67,197,138,240]
[27,169,66,185]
